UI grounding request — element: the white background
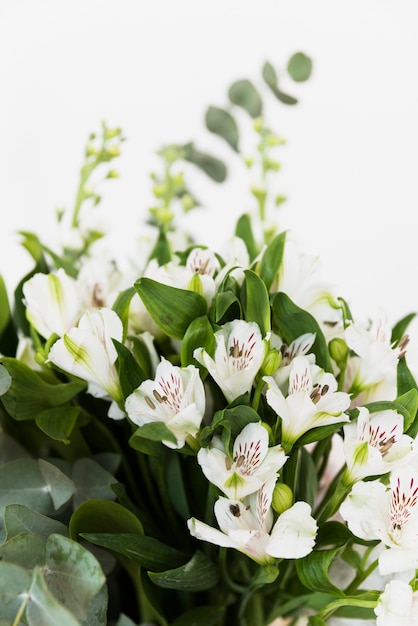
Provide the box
[1,1,418,332]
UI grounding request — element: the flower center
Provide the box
[145,373,183,413]
[227,334,256,371]
[389,474,418,542]
[233,437,262,475]
[361,422,398,457]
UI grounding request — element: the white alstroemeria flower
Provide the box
[375,579,418,626]
[215,236,250,287]
[266,501,318,559]
[344,312,402,403]
[188,478,317,563]
[264,355,350,450]
[194,320,266,402]
[343,407,415,482]
[77,256,122,310]
[340,466,418,575]
[197,422,287,500]
[47,308,124,419]
[272,332,316,392]
[188,479,277,564]
[125,357,205,449]
[23,269,82,339]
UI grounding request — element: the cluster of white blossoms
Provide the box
[18,237,418,623]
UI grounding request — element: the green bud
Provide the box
[106,145,120,158]
[153,183,167,198]
[244,156,254,168]
[86,143,98,157]
[252,116,264,133]
[106,169,119,179]
[265,159,281,172]
[188,273,204,297]
[261,348,282,376]
[329,338,349,365]
[250,186,267,202]
[181,193,196,212]
[272,482,293,514]
[104,127,122,139]
[275,195,287,207]
[266,134,286,147]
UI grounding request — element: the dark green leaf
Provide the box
[171,605,226,626]
[128,429,165,456]
[112,286,136,341]
[262,61,298,105]
[81,533,188,572]
[235,214,258,261]
[135,278,207,340]
[182,143,227,183]
[0,276,17,356]
[315,521,354,548]
[243,269,271,336]
[149,550,218,591]
[69,499,144,542]
[112,338,145,398]
[297,421,347,447]
[72,458,117,508]
[148,228,172,265]
[259,231,287,291]
[272,293,333,372]
[287,52,313,82]
[129,422,177,447]
[296,547,344,596]
[295,447,318,507]
[228,79,262,117]
[35,406,80,444]
[181,316,215,369]
[391,312,416,344]
[205,106,239,152]
[0,357,86,420]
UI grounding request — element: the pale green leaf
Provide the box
[4,504,68,541]
[25,566,80,626]
[38,459,75,510]
[287,51,313,82]
[205,106,239,151]
[149,551,218,591]
[72,459,117,508]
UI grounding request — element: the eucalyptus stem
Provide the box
[12,593,29,626]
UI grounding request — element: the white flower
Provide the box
[188,479,277,564]
[264,355,350,450]
[194,320,266,402]
[271,332,316,392]
[188,479,317,564]
[197,422,287,500]
[125,357,205,449]
[340,466,418,575]
[47,308,124,418]
[344,312,401,402]
[23,268,82,339]
[77,256,122,310]
[266,501,318,559]
[343,407,415,482]
[375,579,418,626]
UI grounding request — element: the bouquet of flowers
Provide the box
[1,53,418,626]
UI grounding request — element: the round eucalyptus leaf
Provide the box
[0,532,46,570]
[0,561,31,621]
[25,566,80,626]
[287,52,313,82]
[205,106,239,152]
[228,79,262,118]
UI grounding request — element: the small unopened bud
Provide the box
[104,127,122,139]
[106,145,120,158]
[261,348,282,376]
[86,143,98,157]
[181,193,196,212]
[188,273,204,296]
[252,117,264,133]
[244,156,254,168]
[329,338,348,366]
[275,195,287,207]
[272,482,293,514]
[106,169,119,179]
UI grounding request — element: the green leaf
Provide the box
[181,316,215,369]
[213,289,242,324]
[81,533,187,572]
[44,534,105,621]
[0,459,55,516]
[200,404,259,451]
[148,228,172,265]
[0,432,31,468]
[396,388,418,431]
[205,106,239,152]
[391,312,416,344]
[112,338,145,398]
[242,269,271,336]
[25,566,81,626]
[129,335,155,380]
[296,547,344,596]
[171,605,226,626]
[0,561,32,621]
[69,499,144,542]
[38,459,75,510]
[295,447,318,507]
[315,521,354,548]
[128,429,165,456]
[287,52,313,82]
[35,406,80,444]
[272,293,333,372]
[4,504,68,540]
[0,531,46,570]
[116,615,137,626]
[149,550,218,591]
[258,231,287,291]
[72,458,117,508]
[0,275,17,356]
[0,357,86,420]
[135,278,207,340]
[228,79,262,118]
[262,61,298,105]
[296,421,347,447]
[182,142,227,183]
[0,364,11,395]
[129,422,177,447]
[235,213,258,261]
[112,286,136,341]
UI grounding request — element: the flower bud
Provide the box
[272,482,293,514]
[188,273,204,297]
[181,193,196,212]
[261,348,282,376]
[329,337,348,366]
[252,116,264,133]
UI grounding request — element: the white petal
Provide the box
[187,517,235,549]
[267,502,317,559]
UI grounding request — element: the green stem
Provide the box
[344,557,379,595]
[12,593,29,626]
[314,466,350,524]
[251,378,265,412]
[219,549,247,594]
[318,598,377,622]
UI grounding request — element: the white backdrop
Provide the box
[1,1,418,333]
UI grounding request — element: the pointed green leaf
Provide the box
[391,312,416,344]
[0,357,86,420]
[135,278,207,340]
[36,406,80,444]
[148,228,172,265]
[128,429,165,456]
[130,422,177,447]
[296,547,344,596]
[171,605,226,626]
[0,275,17,356]
[259,231,287,291]
[129,335,155,379]
[262,61,298,105]
[228,79,262,118]
[396,388,418,431]
[112,338,145,398]
[243,269,271,336]
[235,213,258,261]
[112,286,136,341]
[181,316,215,369]
[81,533,187,572]
[5,504,68,541]
[287,52,313,82]
[272,293,333,372]
[149,550,218,591]
[205,106,239,152]
[45,534,105,621]
[38,459,75,510]
[295,447,318,507]
[182,143,227,183]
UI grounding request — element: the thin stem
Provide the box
[344,557,379,595]
[219,549,247,594]
[251,378,265,412]
[12,593,29,626]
